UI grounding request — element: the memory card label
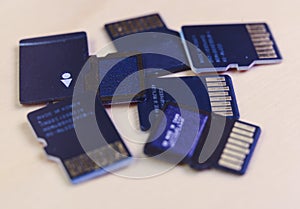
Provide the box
[181,23,282,73]
[28,97,132,183]
[144,104,208,163]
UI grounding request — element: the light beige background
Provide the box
[1,0,300,208]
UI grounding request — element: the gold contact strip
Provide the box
[223,148,246,160]
[205,77,226,82]
[221,154,244,165]
[208,92,229,97]
[215,111,234,117]
[144,17,153,30]
[246,24,266,30]
[226,143,250,155]
[230,132,254,144]
[210,101,231,107]
[130,21,139,33]
[64,141,128,178]
[209,96,232,101]
[124,21,134,35]
[228,137,250,148]
[206,82,227,87]
[247,28,267,33]
[257,52,277,57]
[146,16,157,29]
[259,54,278,59]
[152,17,164,28]
[232,127,254,137]
[256,48,276,54]
[208,86,230,92]
[109,14,165,38]
[124,20,132,31]
[253,40,274,46]
[250,33,270,39]
[255,46,274,51]
[211,106,232,112]
[109,25,119,38]
[134,20,144,31]
[234,121,256,132]
[218,159,242,171]
[251,37,271,42]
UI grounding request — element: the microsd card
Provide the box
[105,14,189,75]
[19,32,89,104]
[144,103,261,175]
[181,23,282,73]
[27,97,132,184]
[137,75,239,131]
[83,54,145,105]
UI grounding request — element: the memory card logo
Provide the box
[162,114,184,148]
[60,72,72,88]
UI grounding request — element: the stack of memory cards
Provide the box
[20,13,282,183]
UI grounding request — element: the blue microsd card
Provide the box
[27,97,132,184]
[104,14,189,75]
[144,103,261,175]
[138,75,239,131]
[83,53,145,105]
[181,23,282,73]
[20,32,89,104]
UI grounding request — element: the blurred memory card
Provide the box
[105,13,189,75]
[181,23,282,73]
[27,96,132,184]
[138,75,239,131]
[19,32,89,104]
[144,103,261,175]
[83,53,145,105]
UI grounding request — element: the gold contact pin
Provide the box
[210,101,231,107]
[209,96,232,101]
[208,86,230,92]
[211,106,232,112]
[246,24,266,30]
[256,48,276,54]
[258,54,278,59]
[206,82,227,87]
[250,33,270,39]
[253,40,274,46]
[251,37,271,42]
[108,25,119,38]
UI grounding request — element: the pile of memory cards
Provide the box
[20,13,282,184]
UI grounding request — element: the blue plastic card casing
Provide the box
[98,53,145,105]
[181,23,282,73]
[144,103,261,175]
[138,75,239,131]
[19,32,89,104]
[105,14,189,75]
[27,96,132,184]
[83,54,145,105]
